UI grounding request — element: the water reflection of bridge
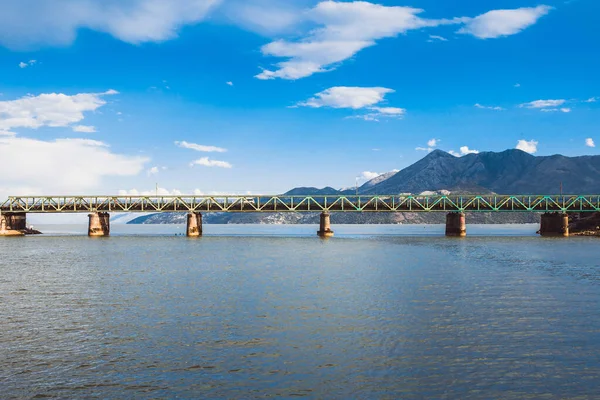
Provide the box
[2,194,597,237]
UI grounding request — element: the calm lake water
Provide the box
[2,225,600,399]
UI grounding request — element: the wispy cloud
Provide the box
[0,0,221,49]
[584,97,597,103]
[475,103,505,111]
[458,6,552,39]
[19,59,36,68]
[226,81,234,86]
[256,2,551,80]
[190,157,233,168]
[520,99,566,109]
[147,166,160,176]
[428,35,448,42]
[72,125,97,133]
[175,141,227,153]
[540,107,571,113]
[298,86,405,121]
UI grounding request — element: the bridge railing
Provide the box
[2,194,600,213]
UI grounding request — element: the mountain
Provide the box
[129,149,600,225]
[284,186,341,195]
[360,149,600,195]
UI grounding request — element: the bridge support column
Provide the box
[317,212,334,237]
[187,212,203,237]
[539,212,569,237]
[88,212,110,237]
[446,212,467,237]
[0,213,25,236]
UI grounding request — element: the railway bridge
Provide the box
[2,194,599,237]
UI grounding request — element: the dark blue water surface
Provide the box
[2,225,600,399]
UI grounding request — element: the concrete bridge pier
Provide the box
[187,212,203,237]
[7,213,26,230]
[446,212,467,237]
[88,212,110,237]
[317,212,334,237]
[539,212,569,237]
[0,213,26,236]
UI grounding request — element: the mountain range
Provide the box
[130,149,600,225]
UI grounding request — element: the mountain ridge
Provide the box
[128,149,600,225]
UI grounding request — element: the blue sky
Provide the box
[0,0,598,197]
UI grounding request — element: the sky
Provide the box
[0,0,599,199]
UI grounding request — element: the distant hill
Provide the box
[359,149,600,195]
[129,149,600,225]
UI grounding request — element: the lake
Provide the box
[2,224,600,399]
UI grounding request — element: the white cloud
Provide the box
[520,99,566,109]
[19,60,36,68]
[0,0,221,49]
[255,2,551,80]
[72,125,97,133]
[361,171,381,180]
[584,97,597,103]
[219,0,303,35]
[175,140,227,153]
[474,103,505,111]
[0,90,118,134]
[226,81,233,86]
[428,35,448,42]
[458,6,552,39]
[147,166,160,176]
[190,157,232,168]
[459,146,479,155]
[298,86,404,121]
[416,138,439,152]
[514,83,521,88]
[0,136,148,198]
[357,106,407,122]
[369,106,406,116]
[299,87,394,109]
[516,139,538,154]
[448,146,480,157]
[540,107,571,113]
[585,138,595,148]
[256,1,464,80]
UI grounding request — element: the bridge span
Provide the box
[2,194,598,237]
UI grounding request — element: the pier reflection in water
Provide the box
[1,225,600,399]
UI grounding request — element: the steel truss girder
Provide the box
[1,195,600,213]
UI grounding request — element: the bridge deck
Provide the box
[2,195,600,213]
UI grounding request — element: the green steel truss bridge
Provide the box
[2,194,600,213]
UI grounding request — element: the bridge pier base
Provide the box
[539,212,569,237]
[446,212,467,237]
[187,212,203,237]
[317,212,334,237]
[88,212,110,237]
[0,213,25,236]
